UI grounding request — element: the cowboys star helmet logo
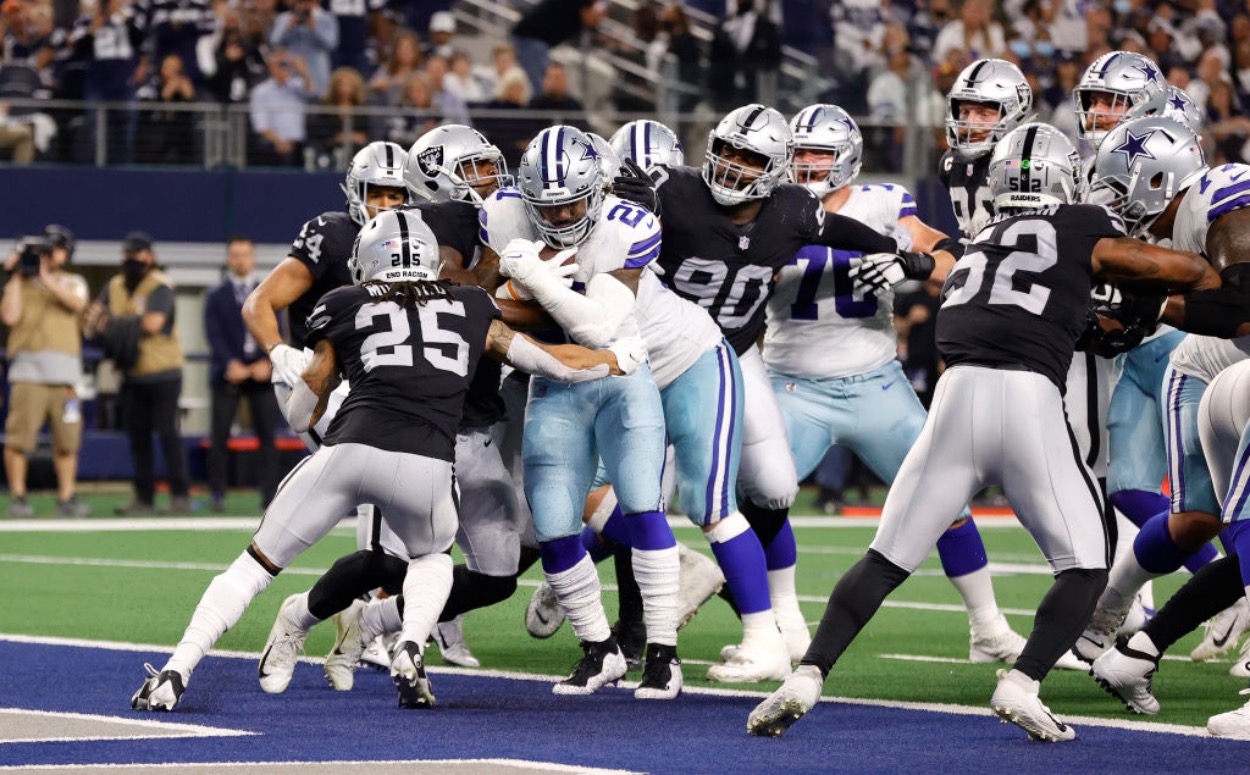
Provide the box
[416,146,445,177]
[1111,129,1157,166]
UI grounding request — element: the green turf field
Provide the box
[2,493,1245,730]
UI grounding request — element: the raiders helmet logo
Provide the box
[417,146,445,176]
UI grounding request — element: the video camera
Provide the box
[14,236,52,277]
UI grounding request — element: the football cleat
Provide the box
[553,638,627,696]
[325,600,368,691]
[990,669,1075,742]
[433,615,481,668]
[746,665,823,737]
[1192,598,1250,663]
[1118,593,1152,638]
[612,618,647,671]
[1091,638,1160,715]
[969,615,1028,664]
[131,663,185,711]
[708,627,790,683]
[772,597,812,663]
[1208,689,1250,739]
[676,543,725,630]
[525,581,565,639]
[361,632,398,671]
[257,593,310,694]
[1228,636,1250,678]
[635,643,682,700]
[391,640,435,709]
[1070,591,1135,664]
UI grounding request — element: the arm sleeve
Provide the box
[505,333,610,384]
[1181,263,1250,338]
[523,269,637,349]
[816,211,898,254]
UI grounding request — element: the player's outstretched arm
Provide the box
[484,318,634,383]
[285,338,341,433]
[1091,237,1220,292]
[901,215,963,283]
[1160,209,1250,337]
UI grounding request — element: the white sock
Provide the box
[361,595,402,642]
[1127,630,1160,657]
[165,552,274,678]
[633,545,680,647]
[947,566,1001,629]
[285,591,320,631]
[398,554,454,648]
[740,611,777,649]
[768,566,804,625]
[1108,551,1161,601]
[547,554,611,644]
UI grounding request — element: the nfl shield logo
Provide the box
[738,235,751,251]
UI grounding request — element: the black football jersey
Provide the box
[654,166,897,354]
[288,210,359,349]
[307,282,501,460]
[939,150,994,240]
[408,199,504,429]
[936,204,1126,390]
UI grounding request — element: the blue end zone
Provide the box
[1,640,1246,772]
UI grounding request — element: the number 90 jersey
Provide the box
[765,183,917,379]
[479,187,656,346]
[1168,163,1250,382]
[940,150,994,240]
[937,204,1125,389]
[306,283,500,462]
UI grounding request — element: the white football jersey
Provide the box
[1168,164,1250,382]
[481,188,655,345]
[763,183,913,378]
[634,269,723,390]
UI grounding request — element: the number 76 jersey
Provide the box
[764,183,915,379]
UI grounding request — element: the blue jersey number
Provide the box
[607,202,648,228]
[789,246,877,321]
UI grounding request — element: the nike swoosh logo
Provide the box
[534,608,550,625]
[882,381,896,391]
[1080,635,1106,649]
[258,644,275,678]
[1212,622,1238,648]
[1155,353,1167,362]
[1231,172,1247,182]
[1043,710,1069,732]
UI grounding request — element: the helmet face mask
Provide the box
[406,125,512,206]
[348,209,442,284]
[944,59,1033,160]
[517,126,604,248]
[788,104,862,197]
[609,119,685,172]
[1090,115,1206,238]
[987,122,1083,210]
[703,104,793,206]
[343,142,410,225]
[1073,51,1166,143]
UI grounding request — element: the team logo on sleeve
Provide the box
[417,146,445,177]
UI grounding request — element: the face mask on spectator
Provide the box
[1113,0,1131,14]
[1035,41,1055,57]
[1010,41,1031,59]
[123,258,148,281]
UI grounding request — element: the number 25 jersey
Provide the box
[937,204,1125,389]
[306,283,500,461]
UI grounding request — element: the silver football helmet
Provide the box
[1074,51,1167,144]
[516,125,605,248]
[1090,116,1206,237]
[787,104,863,197]
[343,141,409,226]
[586,132,621,185]
[944,59,1033,160]
[405,124,511,206]
[704,104,794,206]
[988,123,1082,209]
[1125,86,1203,136]
[609,119,685,172]
[349,209,441,284]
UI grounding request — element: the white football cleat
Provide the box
[1091,640,1160,715]
[131,663,185,711]
[258,593,310,694]
[1208,689,1250,739]
[707,627,790,683]
[676,543,725,630]
[433,615,480,668]
[746,665,823,737]
[325,599,369,691]
[553,638,627,696]
[1071,590,1135,664]
[772,596,811,663]
[391,640,435,709]
[1192,598,1250,662]
[635,643,682,700]
[360,632,397,670]
[1229,636,1250,678]
[525,581,565,639]
[990,669,1075,742]
[969,614,1028,664]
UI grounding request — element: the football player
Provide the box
[747,123,1218,742]
[649,104,918,661]
[481,125,681,699]
[132,209,636,711]
[762,103,1050,667]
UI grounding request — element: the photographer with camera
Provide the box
[269,0,337,98]
[1,226,90,518]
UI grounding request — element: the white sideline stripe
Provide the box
[0,707,255,744]
[0,633,1216,739]
[0,515,1024,533]
[0,760,635,774]
[880,653,1195,665]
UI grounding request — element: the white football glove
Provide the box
[268,343,311,388]
[608,336,647,376]
[499,238,578,289]
[848,253,908,294]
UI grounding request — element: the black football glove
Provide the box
[611,158,660,216]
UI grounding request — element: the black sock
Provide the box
[438,564,519,622]
[800,550,911,677]
[517,545,542,575]
[614,549,645,628]
[1145,553,1245,652]
[1015,568,1108,681]
[717,582,741,617]
[740,499,790,549]
[307,549,408,620]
